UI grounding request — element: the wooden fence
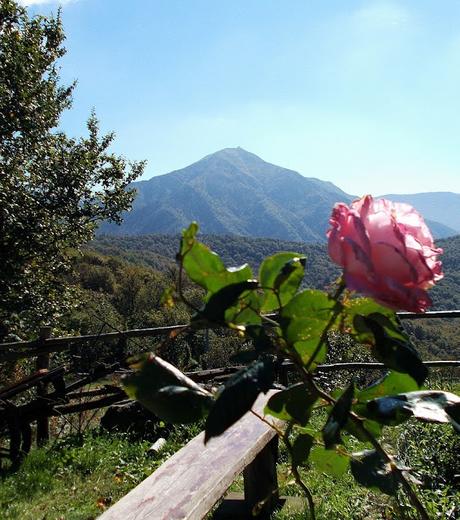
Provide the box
[1,310,459,465]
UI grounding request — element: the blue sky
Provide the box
[21,0,460,196]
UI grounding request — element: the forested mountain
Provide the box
[99,148,353,242]
[99,148,458,241]
[92,233,341,291]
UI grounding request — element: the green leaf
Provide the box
[148,385,214,424]
[192,280,259,326]
[346,372,418,440]
[343,417,382,442]
[280,290,338,367]
[292,433,314,467]
[180,223,253,295]
[309,446,349,476]
[122,354,212,423]
[350,450,398,495]
[357,371,419,402]
[259,253,306,312]
[344,299,399,342]
[228,289,262,326]
[264,383,317,426]
[358,315,428,386]
[366,390,460,431]
[323,383,354,449]
[205,358,275,442]
[352,372,420,433]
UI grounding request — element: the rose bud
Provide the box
[327,195,443,312]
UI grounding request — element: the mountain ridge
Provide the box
[101,147,353,242]
[100,148,459,241]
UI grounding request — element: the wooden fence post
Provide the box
[36,326,51,446]
[243,436,279,518]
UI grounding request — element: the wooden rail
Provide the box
[99,391,281,520]
[2,310,459,362]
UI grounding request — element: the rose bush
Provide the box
[327,195,443,312]
[125,219,457,520]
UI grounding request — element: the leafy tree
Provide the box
[0,0,145,336]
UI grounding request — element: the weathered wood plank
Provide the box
[99,391,280,520]
[243,436,279,519]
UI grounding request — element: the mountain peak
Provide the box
[200,147,265,168]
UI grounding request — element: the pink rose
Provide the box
[327,195,443,312]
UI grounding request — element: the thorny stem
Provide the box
[297,366,430,520]
[284,423,316,520]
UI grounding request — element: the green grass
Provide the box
[1,378,458,519]
[0,425,201,520]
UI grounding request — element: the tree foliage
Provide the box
[0,0,145,336]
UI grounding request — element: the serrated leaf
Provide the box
[343,417,382,442]
[359,315,427,386]
[344,299,400,341]
[259,253,306,312]
[323,383,354,449]
[192,280,259,326]
[179,223,253,296]
[280,290,338,368]
[340,372,412,441]
[350,450,399,495]
[205,358,275,442]
[366,390,460,431]
[228,289,262,326]
[264,383,317,426]
[309,446,349,476]
[292,433,314,467]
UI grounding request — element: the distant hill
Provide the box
[100,147,353,242]
[92,233,340,291]
[99,147,458,241]
[379,192,460,234]
[424,219,458,239]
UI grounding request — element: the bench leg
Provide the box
[243,436,279,518]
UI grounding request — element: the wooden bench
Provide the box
[99,391,281,520]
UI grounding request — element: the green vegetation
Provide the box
[90,232,460,360]
[0,0,145,339]
[0,425,201,520]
